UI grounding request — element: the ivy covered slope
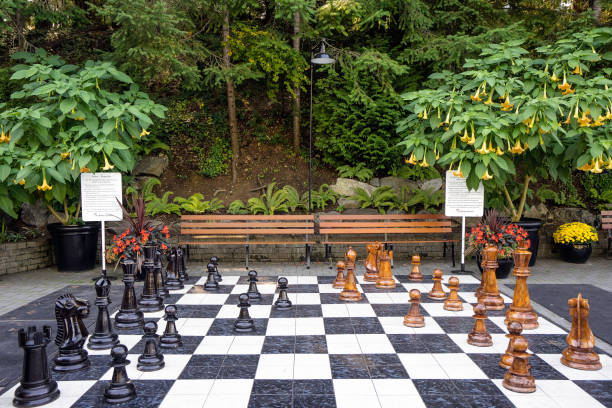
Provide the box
[0,50,166,222]
[398,28,612,222]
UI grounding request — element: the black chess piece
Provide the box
[176,247,188,282]
[115,259,145,329]
[179,245,190,281]
[13,326,60,408]
[137,321,165,372]
[53,294,90,372]
[274,277,292,310]
[165,249,184,290]
[247,270,261,300]
[234,293,255,332]
[204,263,219,291]
[210,256,222,282]
[154,248,169,298]
[138,245,164,312]
[104,344,137,404]
[159,305,183,349]
[88,273,119,350]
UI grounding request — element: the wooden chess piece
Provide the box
[53,294,91,372]
[274,277,292,309]
[505,238,538,329]
[339,247,362,301]
[500,321,523,369]
[428,269,447,300]
[467,302,493,347]
[13,326,60,408]
[137,321,165,371]
[363,243,380,282]
[159,305,183,349]
[443,276,463,311]
[403,289,425,327]
[561,293,602,370]
[502,336,536,393]
[376,250,396,288]
[478,245,505,311]
[104,344,137,403]
[332,260,346,289]
[115,259,144,330]
[408,254,423,281]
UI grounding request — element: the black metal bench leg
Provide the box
[443,242,447,258]
[451,242,456,267]
[245,244,249,270]
[306,244,311,269]
[389,243,394,269]
[326,244,332,269]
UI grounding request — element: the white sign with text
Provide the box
[81,172,123,221]
[444,170,484,217]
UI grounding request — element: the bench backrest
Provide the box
[318,214,453,235]
[602,210,612,231]
[181,215,315,240]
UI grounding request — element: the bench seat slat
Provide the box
[319,214,451,220]
[602,223,612,229]
[182,222,314,228]
[181,215,314,221]
[180,241,312,245]
[182,228,315,235]
[319,221,451,228]
[320,227,452,234]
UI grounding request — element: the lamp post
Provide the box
[308,42,336,213]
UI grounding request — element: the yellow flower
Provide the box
[139,128,150,137]
[558,73,571,92]
[0,130,5,143]
[484,92,493,105]
[420,155,429,168]
[500,96,514,112]
[470,87,482,102]
[550,73,559,82]
[572,65,582,75]
[405,153,417,165]
[591,116,605,126]
[13,178,25,185]
[495,146,504,156]
[36,173,52,192]
[60,152,70,160]
[460,128,469,143]
[577,113,591,127]
[577,161,593,171]
[606,156,612,170]
[481,169,493,180]
[591,159,602,174]
[510,140,526,155]
[80,166,91,173]
[562,87,575,95]
[476,140,489,154]
[102,153,114,171]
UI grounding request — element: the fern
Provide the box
[310,184,339,211]
[174,193,225,214]
[282,185,303,212]
[228,200,249,215]
[395,186,444,213]
[247,182,289,215]
[146,191,182,216]
[350,186,397,214]
[337,163,374,182]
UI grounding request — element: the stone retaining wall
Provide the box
[0,239,53,276]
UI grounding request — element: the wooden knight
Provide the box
[364,243,380,282]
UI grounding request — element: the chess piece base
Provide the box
[204,282,219,291]
[363,271,378,282]
[87,333,119,350]
[104,382,137,404]
[467,332,493,347]
[480,294,505,311]
[332,279,345,289]
[137,355,165,371]
[339,290,362,302]
[53,350,90,372]
[234,319,255,332]
[561,347,602,370]
[247,292,261,301]
[137,297,163,313]
[157,288,169,298]
[159,336,183,349]
[165,280,184,290]
[274,299,292,310]
[428,292,446,300]
[499,354,513,370]
[502,372,536,393]
[214,272,222,283]
[505,310,539,330]
[114,310,144,329]
[13,381,60,408]
[407,275,423,282]
[375,279,396,289]
[403,316,425,328]
[443,301,463,311]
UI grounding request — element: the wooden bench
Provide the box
[180,215,315,269]
[318,214,457,267]
[603,210,612,258]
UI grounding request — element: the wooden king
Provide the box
[505,238,538,329]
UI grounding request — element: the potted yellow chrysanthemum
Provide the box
[552,222,599,263]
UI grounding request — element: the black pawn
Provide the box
[210,256,222,282]
[234,293,255,332]
[137,321,165,371]
[115,259,144,330]
[154,249,169,298]
[88,273,119,350]
[159,305,183,349]
[104,344,136,404]
[165,249,183,290]
[13,326,60,408]
[247,270,261,300]
[274,277,292,310]
[204,263,219,291]
[138,245,163,312]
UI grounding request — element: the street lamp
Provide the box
[308,42,336,213]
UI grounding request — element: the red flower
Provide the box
[161,244,167,250]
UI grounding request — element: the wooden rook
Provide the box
[339,247,362,301]
[467,302,493,347]
[332,260,346,289]
[444,276,463,311]
[428,268,447,300]
[408,254,423,281]
[403,289,425,327]
[505,238,538,329]
[363,242,380,282]
[478,245,505,310]
[500,321,523,369]
[561,293,602,370]
[502,336,536,393]
[376,250,396,288]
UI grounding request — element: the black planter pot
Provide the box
[513,218,542,267]
[47,222,100,272]
[476,254,514,280]
[558,243,592,264]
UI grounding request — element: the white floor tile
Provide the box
[493,379,559,408]
[138,354,191,380]
[194,335,234,354]
[356,334,395,354]
[203,394,249,408]
[293,354,332,379]
[160,394,206,408]
[333,379,377,395]
[322,304,349,317]
[167,379,215,395]
[397,354,448,379]
[87,334,140,355]
[372,379,419,396]
[266,318,296,336]
[208,379,254,395]
[227,336,265,354]
[448,333,510,354]
[319,283,342,293]
[218,275,240,285]
[295,317,325,335]
[537,354,610,381]
[378,395,426,408]
[180,318,215,336]
[411,317,445,334]
[364,293,393,304]
[346,304,376,317]
[296,293,321,305]
[336,394,381,408]
[326,334,362,354]
[378,316,412,335]
[420,302,471,317]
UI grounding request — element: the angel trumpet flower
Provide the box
[550,73,559,82]
[500,96,514,112]
[572,65,582,75]
[460,128,469,143]
[470,86,482,102]
[510,140,526,155]
[37,170,52,192]
[406,153,417,165]
[481,169,493,180]
[591,159,602,174]
[577,113,592,127]
[484,92,493,105]
[476,140,489,154]
[606,157,612,170]
[496,146,504,156]
[419,154,429,168]
[102,153,114,171]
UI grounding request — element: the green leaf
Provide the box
[46,167,65,183]
[52,182,67,203]
[59,98,77,114]
[108,68,133,84]
[0,165,10,182]
[10,67,37,80]
[475,162,486,179]
[0,195,17,219]
[102,120,115,135]
[37,116,52,128]
[84,116,99,133]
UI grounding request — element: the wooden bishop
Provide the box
[339,247,362,301]
[500,321,524,369]
[561,293,601,370]
[467,302,492,347]
[443,276,463,311]
[428,269,447,300]
[478,245,505,310]
[375,250,395,288]
[408,254,423,281]
[502,336,536,393]
[332,260,346,289]
[364,242,380,282]
[403,289,425,327]
[505,238,538,329]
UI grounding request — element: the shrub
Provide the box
[199,136,231,178]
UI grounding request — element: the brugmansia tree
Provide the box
[397,28,612,222]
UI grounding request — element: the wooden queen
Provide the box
[505,238,538,329]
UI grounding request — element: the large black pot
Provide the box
[558,243,592,264]
[48,222,100,271]
[476,254,514,280]
[513,218,542,267]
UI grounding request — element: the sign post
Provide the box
[81,173,123,278]
[444,171,484,274]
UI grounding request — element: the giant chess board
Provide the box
[1,272,611,408]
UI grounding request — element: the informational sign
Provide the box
[444,170,484,217]
[81,173,123,221]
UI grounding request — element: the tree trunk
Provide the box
[222,8,239,183]
[589,0,602,24]
[292,11,301,155]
